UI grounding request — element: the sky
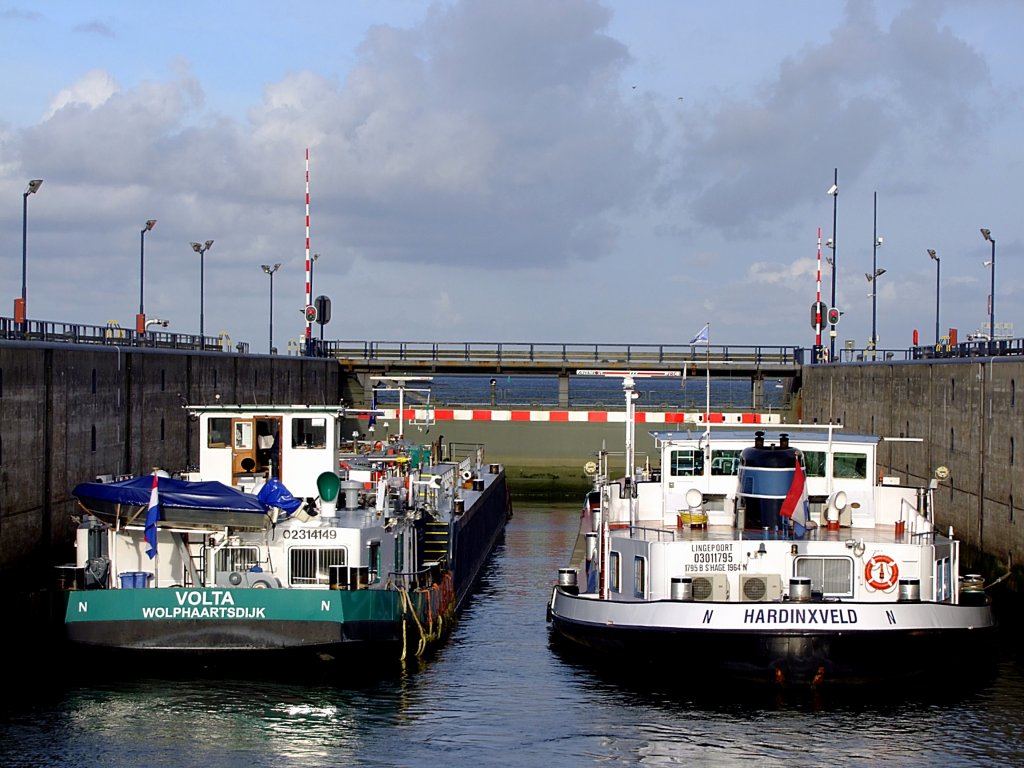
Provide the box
[0,0,1021,353]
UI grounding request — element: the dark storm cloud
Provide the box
[296,0,661,269]
[680,0,992,236]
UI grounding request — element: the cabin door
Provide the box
[231,418,257,475]
[231,416,283,478]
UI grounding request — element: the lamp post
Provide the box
[137,219,157,334]
[981,228,995,341]
[261,263,281,354]
[928,249,940,347]
[870,192,883,358]
[190,240,214,340]
[826,169,838,360]
[18,179,43,325]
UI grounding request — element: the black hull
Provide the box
[550,617,998,688]
[451,471,511,610]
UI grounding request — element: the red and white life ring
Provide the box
[865,554,899,591]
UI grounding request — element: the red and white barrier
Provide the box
[360,408,781,425]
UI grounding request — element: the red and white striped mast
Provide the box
[304,147,312,350]
[815,227,823,352]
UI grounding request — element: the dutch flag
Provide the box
[780,458,812,536]
[145,472,160,559]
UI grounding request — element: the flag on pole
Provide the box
[779,457,812,536]
[689,324,709,345]
[145,472,160,559]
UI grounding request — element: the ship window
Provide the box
[207,418,231,448]
[669,449,704,477]
[292,417,327,449]
[609,551,621,592]
[215,547,261,572]
[937,557,950,601]
[795,556,853,598]
[633,556,647,598]
[833,452,867,479]
[803,451,826,477]
[368,540,381,584]
[710,450,741,475]
[289,547,348,586]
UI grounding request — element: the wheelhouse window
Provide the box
[795,556,853,598]
[803,450,827,477]
[710,449,741,476]
[669,449,704,477]
[833,452,867,479]
[609,551,621,593]
[289,547,347,586]
[207,417,231,448]
[292,417,327,449]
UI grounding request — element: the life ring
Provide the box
[865,554,899,591]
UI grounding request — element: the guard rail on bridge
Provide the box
[0,317,249,354]
[319,340,803,377]
[2,316,1020,368]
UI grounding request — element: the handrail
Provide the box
[1,315,1021,363]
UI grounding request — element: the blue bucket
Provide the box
[119,571,151,589]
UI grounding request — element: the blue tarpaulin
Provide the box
[256,477,303,514]
[73,475,270,515]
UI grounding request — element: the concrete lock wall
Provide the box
[798,358,1022,573]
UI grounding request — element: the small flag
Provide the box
[145,472,160,559]
[689,324,709,345]
[780,458,812,536]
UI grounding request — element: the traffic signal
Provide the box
[827,307,841,325]
[304,304,317,323]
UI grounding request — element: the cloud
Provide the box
[45,69,119,118]
[74,21,115,39]
[676,0,993,237]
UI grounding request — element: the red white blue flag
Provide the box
[780,457,811,535]
[145,472,160,559]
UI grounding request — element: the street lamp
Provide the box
[981,228,995,341]
[190,240,214,340]
[826,169,838,360]
[137,219,157,334]
[17,179,43,325]
[261,263,281,354]
[928,249,940,347]
[870,191,883,358]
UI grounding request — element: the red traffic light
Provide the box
[304,304,317,323]
[827,307,841,325]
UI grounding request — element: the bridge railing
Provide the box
[321,340,803,367]
[3,315,1020,365]
[0,317,249,354]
